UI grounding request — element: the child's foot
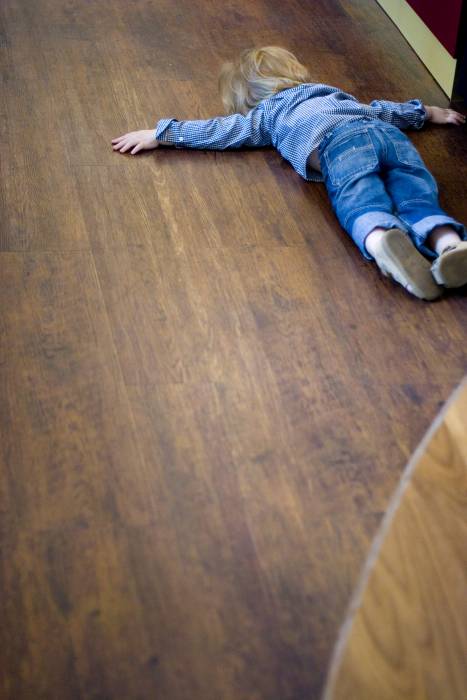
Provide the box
[430,241,467,287]
[369,228,442,300]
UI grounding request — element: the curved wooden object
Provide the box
[323,377,467,700]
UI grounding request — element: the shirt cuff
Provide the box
[409,99,427,129]
[155,118,185,146]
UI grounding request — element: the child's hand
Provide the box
[111,130,160,154]
[425,106,466,125]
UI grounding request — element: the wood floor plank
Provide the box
[1,46,90,251]
[125,380,368,700]
[0,252,157,535]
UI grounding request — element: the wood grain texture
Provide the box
[1,1,467,699]
[323,377,467,700]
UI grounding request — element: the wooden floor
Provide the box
[1,1,466,699]
[324,377,467,700]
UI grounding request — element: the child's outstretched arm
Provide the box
[424,105,466,125]
[112,130,161,154]
[369,98,465,130]
[112,105,271,155]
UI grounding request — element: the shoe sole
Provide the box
[431,244,467,288]
[373,229,442,300]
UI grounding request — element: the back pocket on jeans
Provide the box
[392,133,425,166]
[324,131,378,187]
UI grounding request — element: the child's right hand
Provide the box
[111,129,160,155]
[425,106,466,125]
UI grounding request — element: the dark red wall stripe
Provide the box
[406,0,464,57]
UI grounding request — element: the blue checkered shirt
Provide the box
[154,83,427,182]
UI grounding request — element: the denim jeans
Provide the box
[318,118,466,261]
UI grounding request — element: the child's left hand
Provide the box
[425,106,466,125]
[111,129,160,154]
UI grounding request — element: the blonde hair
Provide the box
[218,46,310,115]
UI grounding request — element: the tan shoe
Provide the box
[371,228,442,300]
[431,241,467,288]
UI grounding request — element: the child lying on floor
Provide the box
[111,46,467,300]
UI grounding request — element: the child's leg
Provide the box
[319,127,442,299]
[381,131,467,287]
[380,127,466,250]
[319,123,406,259]
[429,227,467,287]
[362,226,441,299]
[367,224,461,256]
[321,164,407,261]
[426,225,462,255]
[365,227,395,256]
